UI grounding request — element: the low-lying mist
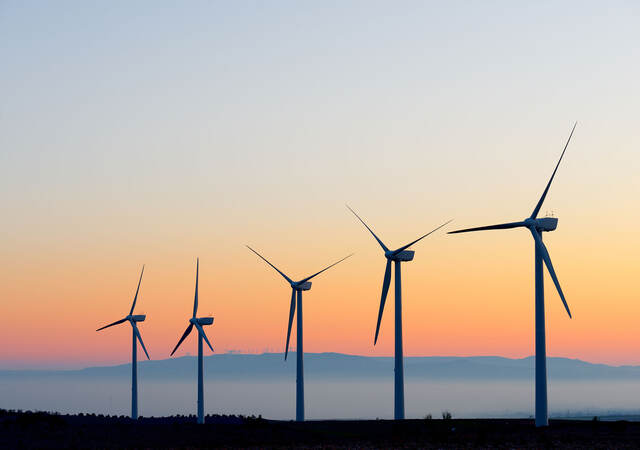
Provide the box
[2,353,640,419]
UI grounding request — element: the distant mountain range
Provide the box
[2,353,640,381]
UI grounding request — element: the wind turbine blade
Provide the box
[195,324,214,353]
[530,228,572,318]
[170,323,194,356]
[133,324,150,360]
[448,221,527,234]
[284,289,296,361]
[129,265,145,315]
[246,246,293,284]
[346,205,389,252]
[299,253,354,283]
[393,220,452,255]
[96,318,127,331]
[530,122,577,219]
[193,258,199,318]
[374,259,392,345]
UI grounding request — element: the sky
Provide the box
[1,1,639,369]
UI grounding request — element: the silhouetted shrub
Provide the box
[442,411,452,420]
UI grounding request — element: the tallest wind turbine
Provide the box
[448,123,577,427]
[347,206,451,420]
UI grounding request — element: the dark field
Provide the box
[2,409,640,448]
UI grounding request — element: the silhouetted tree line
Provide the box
[0,408,265,426]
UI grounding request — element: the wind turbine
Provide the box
[96,265,150,420]
[246,245,352,422]
[170,258,214,425]
[347,206,451,420]
[448,123,577,427]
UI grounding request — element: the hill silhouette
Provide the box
[2,353,639,381]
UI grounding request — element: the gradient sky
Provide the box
[1,1,639,369]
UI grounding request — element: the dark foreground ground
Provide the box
[2,410,640,449]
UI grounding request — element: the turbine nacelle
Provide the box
[190,317,214,326]
[533,217,558,232]
[523,217,558,232]
[386,250,415,262]
[294,281,312,291]
[128,314,146,322]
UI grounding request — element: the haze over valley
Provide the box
[3,352,640,420]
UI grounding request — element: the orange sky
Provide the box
[2,183,639,368]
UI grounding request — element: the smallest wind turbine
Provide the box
[170,258,214,425]
[96,265,150,420]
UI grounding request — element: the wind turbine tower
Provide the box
[347,207,450,420]
[170,258,215,424]
[247,246,351,421]
[96,265,150,420]
[448,123,577,427]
